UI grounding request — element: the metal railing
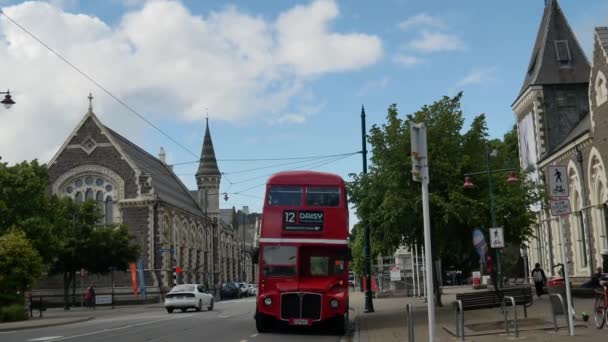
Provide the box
[405,303,414,341]
[502,296,519,338]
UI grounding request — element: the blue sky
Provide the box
[0,0,607,224]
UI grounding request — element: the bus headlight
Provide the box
[264,297,272,306]
[330,299,339,309]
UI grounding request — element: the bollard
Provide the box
[405,303,415,341]
[502,296,518,338]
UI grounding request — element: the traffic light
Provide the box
[410,123,428,183]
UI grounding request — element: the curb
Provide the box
[0,316,94,332]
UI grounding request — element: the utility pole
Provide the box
[411,123,435,341]
[361,105,374,313]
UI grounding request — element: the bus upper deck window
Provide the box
[268,186,302,206]
[306,187,340,207]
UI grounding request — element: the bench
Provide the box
[453,287,533,339]
[29,296,47,317]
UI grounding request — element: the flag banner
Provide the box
[129,262,138,297]
[137,259,146,299]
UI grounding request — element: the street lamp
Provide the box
[463,146,519,288]
[1,90,15,109]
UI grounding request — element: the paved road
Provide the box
[0,298,345,342]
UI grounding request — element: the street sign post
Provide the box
[546,165,574,336]
[410,122,435,342]
[489,227,504,248]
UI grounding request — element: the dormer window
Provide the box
[554,40,571,66]
[596,71,608,107]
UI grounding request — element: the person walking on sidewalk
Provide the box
[531,263,546,298]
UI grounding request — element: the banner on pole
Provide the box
[137,259,146,299]
[129,262,138,297]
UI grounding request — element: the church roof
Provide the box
[597,27,608,52]
[104,126,204,216]
[516,0,590,102]
[551,114,591,153]
[196,119,221,177]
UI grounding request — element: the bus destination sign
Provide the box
[283,210,324,231]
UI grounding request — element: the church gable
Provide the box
[48,112,140,199]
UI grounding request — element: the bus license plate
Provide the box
[291,319,310,326]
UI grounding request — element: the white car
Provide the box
[236,282,248,296]
[247,284,257,296]
[164,284,214,313]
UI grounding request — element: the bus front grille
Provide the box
[281,293,300,319]
[302,294,321,320]
[280,293,322,321]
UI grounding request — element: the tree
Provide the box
[348,94,538,305]
[48,200,139,309]
[0,230,43,296]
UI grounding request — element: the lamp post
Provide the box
[463,146,519,288]
[1,90,15,109]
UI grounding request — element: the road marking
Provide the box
[249,333,258,337]
[40,315,191,341]
[240,340,248,342]
[218,314,231,318]
[28,338,64,341]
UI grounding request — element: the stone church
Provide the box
[39,97,255,297]
[513,0,608,279]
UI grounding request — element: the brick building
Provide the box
[513,0,608,279]
[39,98,256,297]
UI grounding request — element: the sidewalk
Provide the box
[0,303,163,331]
[350,287,606,341]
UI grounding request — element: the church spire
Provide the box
[196,119,221,177]
[516,0,590,100]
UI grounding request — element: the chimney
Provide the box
[159,147,166,164]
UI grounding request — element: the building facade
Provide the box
[40,100,257,295]
[513,0,608,279]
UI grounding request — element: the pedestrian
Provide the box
[87,284,96,309]
[531,263,546,298]
[84,286,92,307]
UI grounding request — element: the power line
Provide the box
[0,9,200,159]
[171,151,361,166]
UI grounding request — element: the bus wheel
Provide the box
[255,313,272,333]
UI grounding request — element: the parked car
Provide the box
[164,284,214,313]
[236,282,249,296]
[247,283,257,296]
[220,282,241,300]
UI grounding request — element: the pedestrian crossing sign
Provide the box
[489,227,504,248]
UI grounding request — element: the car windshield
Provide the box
[170,285,195,292]
[263,245,297,276]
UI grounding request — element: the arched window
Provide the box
[75,192,82,204]
[596,71,608,107]
[105,196,113,224]
[85,189,93,201]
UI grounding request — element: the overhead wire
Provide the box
[0,9,200,160]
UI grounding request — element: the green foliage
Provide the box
[0,304,28,322]
[0,230,43,293]
[348,94,539,276]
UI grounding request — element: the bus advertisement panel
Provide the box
[254,171,349,334]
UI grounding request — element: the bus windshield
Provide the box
[301,246,346,277]
[263,245,297,277]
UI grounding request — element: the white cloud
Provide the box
[392,54,424,67]
[456,67,497,87]
[0,0,382,163]
[357,76,390,96]
[398,13,444,31]
[408,30,464,53]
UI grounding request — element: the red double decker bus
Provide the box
[255,171,350,334]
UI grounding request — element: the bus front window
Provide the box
[308,255,345,277]
[263,245,297,277]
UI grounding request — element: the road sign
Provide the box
[158,247,173,253]
[548,165,568,198]
[95,295,112,305]
[489,228,504,248]
[390,266,401,281]
[410,123,429,183]
[550,198,571,216]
